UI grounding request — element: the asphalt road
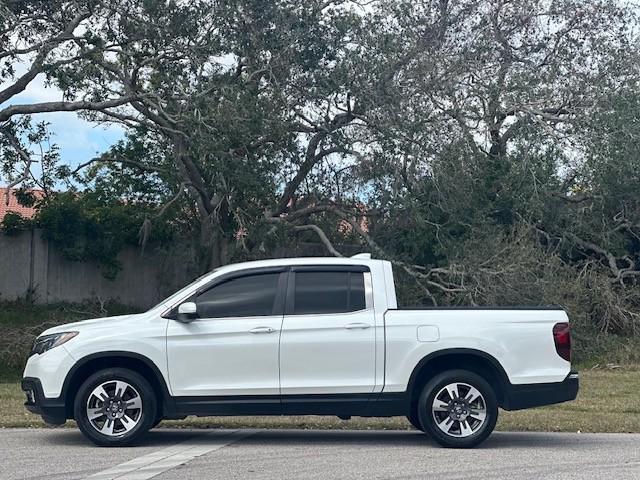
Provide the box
[1,428,639,480]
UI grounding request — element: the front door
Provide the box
[166,269,286,397]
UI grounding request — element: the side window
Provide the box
[293,271,367,315]
[350,272,366,311]
[196,273,280,318]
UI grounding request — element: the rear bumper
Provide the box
[502,370,579,411]
[21,377,67,425]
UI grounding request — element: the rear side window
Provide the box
[292,271,366,315]
[196,273,280,318]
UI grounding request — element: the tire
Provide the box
[417,369,498,448]
[407,410,424,431]
[152,416,163,429]
[74,368,158,446]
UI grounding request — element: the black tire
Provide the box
[407,410,424,431]
[417,369,498,448]
[74,367,158,446]
[152,416,163,429]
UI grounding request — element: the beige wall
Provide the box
[0,230,362,308]
[0,230,194,308]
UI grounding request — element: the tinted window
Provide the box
[293,271,366,315]
[196,273,279,318]
[349,272,366,311]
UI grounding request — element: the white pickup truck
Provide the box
[22,255,578,448]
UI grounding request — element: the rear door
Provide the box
[279,266,376,397]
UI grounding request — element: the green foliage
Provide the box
[0,117,61,194]
[36,192,174,279]
[0,212,32,235]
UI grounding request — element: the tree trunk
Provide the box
[196,216,230,273]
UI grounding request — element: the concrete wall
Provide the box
[0,230,194,308]
[0,231,33,300]
[0,231,363,308]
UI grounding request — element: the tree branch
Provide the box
[0,96,138,123]
[0,126,33,204]
[0,11,90,104]
[271,110,355,216]
[292,224,344,257]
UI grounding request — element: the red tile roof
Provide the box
[0,187,44,220]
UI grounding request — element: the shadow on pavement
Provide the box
[482,431,605,449]
[43,428,610,450]
[233,429,588,449]
[44,428,201,448]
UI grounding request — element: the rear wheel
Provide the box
[152,415,163,429]
[74,368,157,446]
[417,370,497,448]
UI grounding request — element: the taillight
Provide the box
[553,322,571,362]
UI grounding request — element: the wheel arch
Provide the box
[62,351,171,419]
[406,348,510,412]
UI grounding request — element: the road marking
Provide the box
[86,429,255,480]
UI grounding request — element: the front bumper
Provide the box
[21,377,66,425]
[502,370,579,411]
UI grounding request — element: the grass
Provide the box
[1,369,639,432]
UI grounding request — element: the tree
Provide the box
[1,0,138,201]
[346,0,640,306]
[58,0,380,269]
[0,115,59,198]
[0,0,139,121]
[1,1,374,268]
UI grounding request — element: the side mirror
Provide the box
[176,302,198,322]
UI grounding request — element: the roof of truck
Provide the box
[214,255,379,273]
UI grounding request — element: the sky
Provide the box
[2,70,125,177]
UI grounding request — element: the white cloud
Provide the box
[1,65,125,168]
[2,62,64,103]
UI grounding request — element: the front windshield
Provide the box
[148,269,218,311]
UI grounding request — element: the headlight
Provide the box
[31,332,78,356]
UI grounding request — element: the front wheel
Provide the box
[417,370,498,448]
[407,410,424,431]
[74,368,157,446]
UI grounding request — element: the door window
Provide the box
[292,271,366,315]
[196,273,280,318]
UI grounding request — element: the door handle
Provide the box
[249,326,277,334]
[344,323,372,330]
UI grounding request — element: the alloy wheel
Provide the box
[86,380,143,437]
[431,382,487,438]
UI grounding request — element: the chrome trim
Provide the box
[249,326,277,334]
[344,322,372,329]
